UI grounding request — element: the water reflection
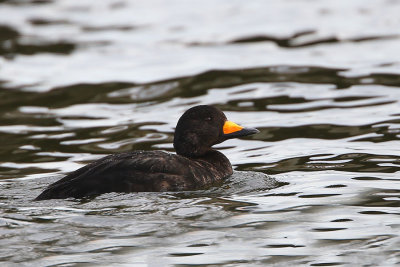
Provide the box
[0,24,75,58]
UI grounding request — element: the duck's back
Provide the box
[35,150,232,200]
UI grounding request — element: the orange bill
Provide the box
[223,120,244,135]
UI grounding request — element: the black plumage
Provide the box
[35,105,258,200]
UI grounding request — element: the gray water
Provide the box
[1,0,400,266]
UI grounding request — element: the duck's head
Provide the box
[173,105,259,157]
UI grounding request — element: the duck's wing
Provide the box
[34,151,193,200]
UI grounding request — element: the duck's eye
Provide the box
[205,117,212,121]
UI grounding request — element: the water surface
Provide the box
[1,0,400,266]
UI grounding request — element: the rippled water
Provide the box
[1,0,400,266]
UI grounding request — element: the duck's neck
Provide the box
[173,141,210,158]
[192,150,233,177]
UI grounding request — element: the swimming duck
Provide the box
[35,105,258,200]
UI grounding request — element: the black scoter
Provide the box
[35,105,259,200]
